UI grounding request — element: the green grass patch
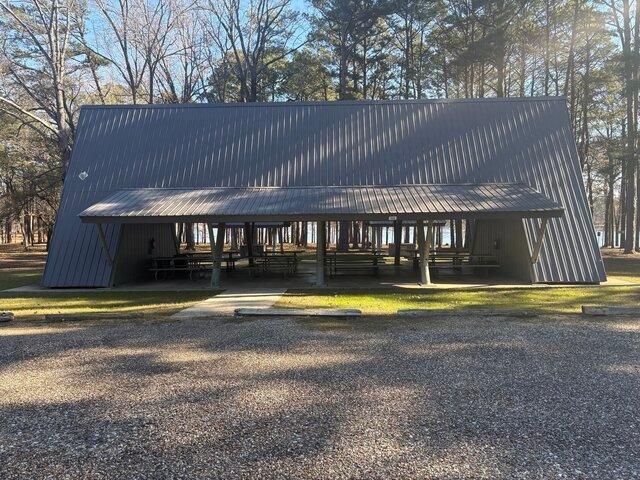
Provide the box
[602,249,640,283]
[0,265,216,319]
[276,286,640,315]
[0,291,218,319]
[0,268,43,291]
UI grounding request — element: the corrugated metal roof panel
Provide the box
[43,97,606,286]
[78,184,563,222]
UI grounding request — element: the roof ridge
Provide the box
[80,97,567,110]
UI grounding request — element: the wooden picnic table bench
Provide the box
[325,252,383,278]
[150,253,239,280]
[412,249,470,269]
[248,253,299,277]
[410,251,500,277]
[431,254,499,277]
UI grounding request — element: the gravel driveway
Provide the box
[1,314,639,479]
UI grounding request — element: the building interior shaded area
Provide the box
[97,218,545,289]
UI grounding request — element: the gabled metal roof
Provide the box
[78,184,563,223]
[43,97,606,286]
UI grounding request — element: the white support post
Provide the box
[417,219,431,285]
[425,220,433,285]
[271,227,277,253]
[315,221,326,286]
[209,223,225,288]
[394,220,402,266]
[531,218,549,264]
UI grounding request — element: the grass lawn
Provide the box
[0,244,216,319]
[1,244,638,318]
[0,268,43,291]
[276,248,640,314]
[276,286,640,314]
[601,248,640,283]
[0,291,217,318]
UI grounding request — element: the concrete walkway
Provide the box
[170,287,286,318]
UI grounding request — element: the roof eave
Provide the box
[79,210,564,224]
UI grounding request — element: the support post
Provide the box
[416,220,431,285]
[95,223,113,265]
[425,220,433,284]
[279,227,285,253]
[177,223,184,248]
[172,223,180,254]
[209,223,225,288]
[271,227,276,253]
[315,221,326,286]
[393,219,402,266]
[531,218,549,264]
[468,219,478,254]
[244,222,254,267]
[371,226,377,253]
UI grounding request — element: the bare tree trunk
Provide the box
[185,223,195,250]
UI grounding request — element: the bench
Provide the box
[150,256,237,280]
[248,254,298,277]
[432,255,500,277]
[326,253,382,278]
[431,263,501,277]
[412,252,500,277]
[412,249,470,269]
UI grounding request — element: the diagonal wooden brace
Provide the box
[95,223,113,265]
[531,218,548,264]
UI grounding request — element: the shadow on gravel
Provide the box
[0,315,639,477]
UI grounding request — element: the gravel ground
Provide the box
[1,314,639,479]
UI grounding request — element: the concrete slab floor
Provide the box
[5,261,637,293]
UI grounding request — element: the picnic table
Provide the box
[248,252,300,277]
[150,252,240,280]
[412,250,500,277]
[325,252,384,278]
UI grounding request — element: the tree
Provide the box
[206,0,304,102]
[311,0,392,100]
[0,0,80,175]
[388,0,442,99]
[279,49,336,100]
[0,113,60,248]
[602,0,639,252]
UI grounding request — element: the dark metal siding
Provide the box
[471,219,533,282]
[42,98,605,286]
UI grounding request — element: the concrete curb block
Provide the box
[235,308,361,318]
[44,312,145,322]
[397,309,539,318]
[581,306,640,316]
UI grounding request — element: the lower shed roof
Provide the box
[78,184,563,224]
